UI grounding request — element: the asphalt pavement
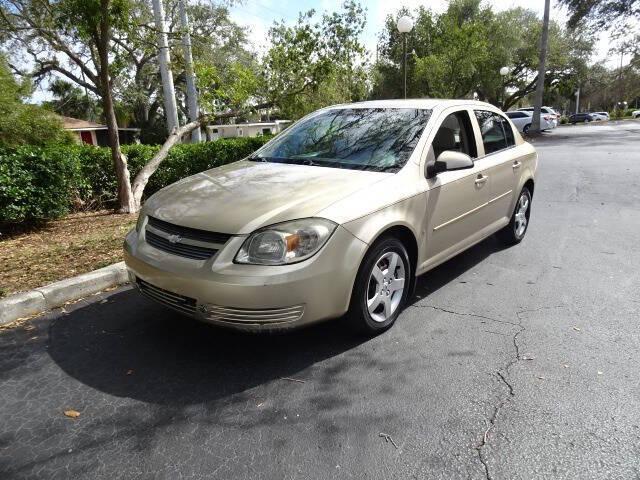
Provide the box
[1,120,639,479]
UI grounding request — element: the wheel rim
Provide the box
[366,251,406,323]
[514,193,530,237]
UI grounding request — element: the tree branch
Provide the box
[131,102,273,203]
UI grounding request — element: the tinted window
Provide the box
[252,108,432,172]
[506,112,526,119]
[474,111,509,154]
[501,117,515,146]
[431,111,476,160]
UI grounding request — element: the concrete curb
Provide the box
[0,262,129,326]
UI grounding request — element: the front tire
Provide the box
[498,187,532,245]
[346,237,411,335]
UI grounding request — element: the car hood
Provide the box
[143,160,388,234]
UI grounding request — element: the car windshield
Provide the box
[250,108,432,172]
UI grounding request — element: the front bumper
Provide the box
[123,225,368,331]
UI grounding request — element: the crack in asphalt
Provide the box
[474,305,565,480]
[410,304,520,327]
[417,302,565,480]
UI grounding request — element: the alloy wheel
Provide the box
[514,193,530,238]
[366,251,406,323]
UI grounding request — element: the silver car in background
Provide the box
[506,111,555,134]
[517,106,559,128]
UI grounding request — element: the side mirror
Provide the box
[432,150,474,175]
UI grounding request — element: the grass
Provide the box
[0,211,136,298]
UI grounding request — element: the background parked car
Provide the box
[506,110,555,134]
[589,112,609,121]
[517,106,559,127]
[569,113,594,124]
[633,110,640,119]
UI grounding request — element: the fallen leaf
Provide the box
[522,356,535,361]
[597,371,603,375]
[64,409,80,418]
[573,327,581,332]
[126,369,134,375]
[536,376,545,380]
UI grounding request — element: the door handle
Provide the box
[512,161,522,169]
[475,174,488,186]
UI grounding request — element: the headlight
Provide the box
[135,213,146,232]
[235,218,337,265]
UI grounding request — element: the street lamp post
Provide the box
[499,66,509,109]
[396,15,414,99]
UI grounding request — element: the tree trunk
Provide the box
[98,0,136,213]
[130,102,273,207]
[531,0,551,134]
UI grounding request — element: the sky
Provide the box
[229,0,621,64]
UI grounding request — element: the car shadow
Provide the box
[46,234,508,407]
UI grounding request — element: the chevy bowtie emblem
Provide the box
[167,234,182,244]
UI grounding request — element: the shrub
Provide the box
[560,116,569,125]
[0,146,86,222]
[0,136,270,224]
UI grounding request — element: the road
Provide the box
[1,120,639,480]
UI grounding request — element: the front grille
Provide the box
[201,304,305,325]
[147,216,231,244]
[146,230,217,260]
[137,278,197,316]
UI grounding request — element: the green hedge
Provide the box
[0,136,270,224]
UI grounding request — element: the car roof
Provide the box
[326,99,497,110]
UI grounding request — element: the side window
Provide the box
[500,116,515,147]
[431,111,477,161]
[474,110,510,155]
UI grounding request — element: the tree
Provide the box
[43,79,101,120]
[262,1,368,119]
[1,0,256,212]
[558,0,640,29]
[0,56,72,147]
[0,0,137,211]
[372,1,593,110]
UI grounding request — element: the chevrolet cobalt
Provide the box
[124,100,537,334]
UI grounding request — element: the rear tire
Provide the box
[523,124,531,134]
[345,236,411,335]
[497,187,532,245]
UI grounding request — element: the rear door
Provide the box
[473,110,522,227]
[422,108,492,268]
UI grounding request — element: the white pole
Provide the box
[531,0,550,134]
[152,0,179,134]
[575,88,580,114]
[178,0,201,143]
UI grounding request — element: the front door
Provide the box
[421,109,492,270]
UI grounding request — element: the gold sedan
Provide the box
[124,100,537,334]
